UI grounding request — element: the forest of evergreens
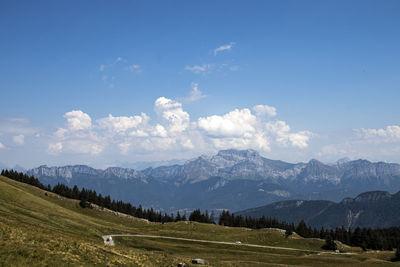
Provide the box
[218,210,400,251]
[2,169,400,252]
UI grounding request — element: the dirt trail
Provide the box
[102,234,355,255]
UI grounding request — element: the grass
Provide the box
[0,175,399,266]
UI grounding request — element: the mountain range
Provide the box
[25,149,400,213]
[236,190,400,229]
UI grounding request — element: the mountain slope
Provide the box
[2,175,384,266]
[236,190,400,229]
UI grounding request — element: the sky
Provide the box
[0,0,400,169]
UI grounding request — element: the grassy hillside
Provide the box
[0,175,398,266]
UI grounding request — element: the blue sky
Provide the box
[1,0,400,168]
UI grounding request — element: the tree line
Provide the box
[2,169,400,252]
[218,210,400,251]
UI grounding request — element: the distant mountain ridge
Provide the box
[26,149,400,212]
[236,190,400,229]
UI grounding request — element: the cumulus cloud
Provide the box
[265,121,312,148]
[198,108,256,138]
[64,110,92,131]
[154,97,190,133]
[13,134,25,146]
[97,113,148,134]
[356,125,400,142]
[151,124,168,138]
[214,42,235,55]
[48,97,312,157]
[253,105,277,117]
[48,110,103,155]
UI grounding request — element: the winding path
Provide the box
[102,234,353,255]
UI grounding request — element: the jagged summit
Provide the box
[337,157,351,165]
[216,149,260,159]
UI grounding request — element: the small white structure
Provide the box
[191,258,206,265]
[103,235,114,246]
[235,241,241,244]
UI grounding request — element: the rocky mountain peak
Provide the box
[336,157,351,165]
[211,149,262,167]
[216,149,259,159]
[308,159,323,166]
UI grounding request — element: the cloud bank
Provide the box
[47,97,313,157]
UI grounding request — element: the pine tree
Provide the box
[322,236,338,251]
[175,211,182,222]
[285,229,293,238]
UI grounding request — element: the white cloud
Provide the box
[154,97,190,133]
[198,108,256,138]
[185,64,212,74]
[214,42,235,55]
[54,128,68,139]
[97,113,148,134]
[288,131,313,149]
[253,105,277,117]
[356,125,400,142]
[64,110,92,131]
[13,134,24,146]
[118,142,131,155]
[265,120,312,148]
[99,57,125,72]
[127,64,142,73]
[47,142,63,155]
[151,124,168,138]
[47,96,312,157]
[47,110,103,155]
[182,83,207,102]
[197,108,272,151]
[0,142,5,149]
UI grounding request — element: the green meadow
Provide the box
[0,175,398,266]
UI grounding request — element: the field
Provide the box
[0,175,398,266]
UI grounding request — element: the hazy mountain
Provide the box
[0,162,9,171]
[12,164,26,172]
[26,149,400,213]
[114,159,187,170]
[236,190,400,229]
